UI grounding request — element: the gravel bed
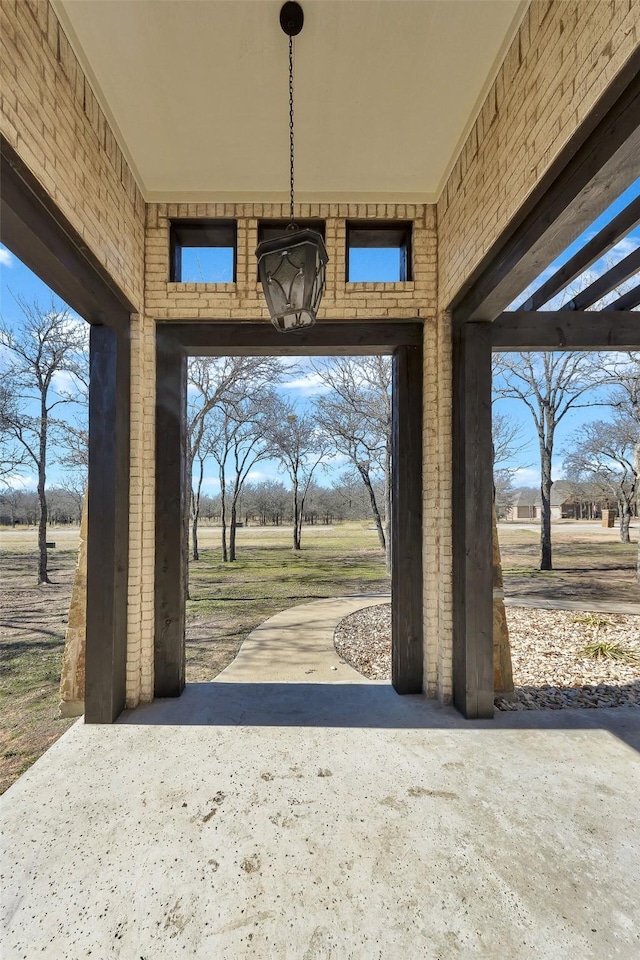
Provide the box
[334,602,640,710]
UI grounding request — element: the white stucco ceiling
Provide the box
[54,0,526,203]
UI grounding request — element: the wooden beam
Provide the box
[519,195,640,311]
[154,321,425,700]
[154,333,187,698]
[0,136,132,327]
[492,311,640,351]
[85,325,130,722]
[391,345,423,694]
[609,283,640,312]
[452,321,494,719]
[451,47,640,322]
[159,321,423,356]
[564,246,640,311]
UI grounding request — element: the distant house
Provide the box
[505,481,619,522]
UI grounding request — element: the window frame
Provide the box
[169,219,237,283]
[346,220,413,282]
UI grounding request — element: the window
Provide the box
[346,221,412,282]
[170,220,236,283]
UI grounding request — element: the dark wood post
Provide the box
[452,320,494,718]
[85,324,130,722]
[154,332,187,697]
[391,344,423,694]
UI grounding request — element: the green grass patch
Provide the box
[579,640,639,664]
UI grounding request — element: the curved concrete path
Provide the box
[505,595,640,616]
[215,594,390,683]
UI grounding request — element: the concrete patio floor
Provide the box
[2,600,639,959]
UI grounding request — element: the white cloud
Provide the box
[319,451,348,465]
[512,466,562,486]
[512,468,538,486]
[281,372,330,395]
[0,246,13,268]
[200,476,221,490]
[52,369,79,394]
[2,474,36,490]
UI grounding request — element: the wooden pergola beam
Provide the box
[519,195,640,312]
[564,246,640,311]
[491,310,640,351]
[609,282,640,312]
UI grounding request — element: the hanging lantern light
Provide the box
[256,2,328,332]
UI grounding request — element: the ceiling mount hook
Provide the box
[280,1,304,37]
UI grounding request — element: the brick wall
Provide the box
[0,0,145,310]
[146,202,437,321]
[134,202,441,704]
[438,0,640,311]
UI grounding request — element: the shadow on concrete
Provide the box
[118,682,640,753]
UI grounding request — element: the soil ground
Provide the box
[1,519,637,793]
[0,527,79,794]
[498,521,640,604]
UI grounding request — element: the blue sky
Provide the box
[2,179,638,493]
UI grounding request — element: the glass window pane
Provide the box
[349,247,401,282]
[180,247,234,283]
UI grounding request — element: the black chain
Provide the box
[289,32,295,223]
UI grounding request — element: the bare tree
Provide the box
[491,410,529,517]
[0,384,28,482]
[599,351,640,576]
[187,356,286,560]
[564,416,638,542]
[205,390,277,561]
[267,399,329,551]
[493,352,601,570]
[0,299,88,582]
[313,357,392,569]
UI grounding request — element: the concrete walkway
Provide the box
[505,595,640,616]
[216,595,389,683]
[2,596,639,959]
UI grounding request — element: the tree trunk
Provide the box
[191,508,199,561]
[37,407,50,584]
[292,481,301,551]
[619,499,631,544]
[635,439,640,582]
[383,440,392,574]
[539,438,553,571]
[191,456,205,561]
[191,484,200,563]
[229,502,237,561]
[219,464,228,562]
[358,464,385,550]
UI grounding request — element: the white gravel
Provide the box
[334,602,640,710]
